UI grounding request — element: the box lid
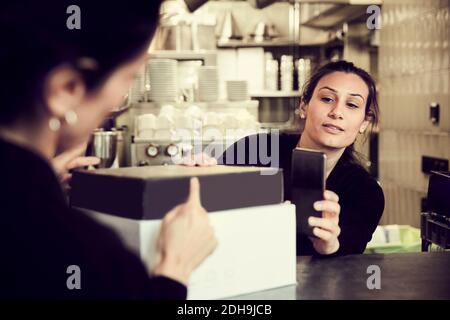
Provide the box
[70,165,283,220]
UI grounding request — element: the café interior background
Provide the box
[113,0,450,229]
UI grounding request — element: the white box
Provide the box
[78,203,297,300]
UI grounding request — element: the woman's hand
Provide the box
[180,152,217,167]
[152,177,218,286]
[52,143,100,192]
[308,190,341,255]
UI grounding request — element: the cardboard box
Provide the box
[70,165,284,220]
[79,203,297,300]
[70,165,296,299]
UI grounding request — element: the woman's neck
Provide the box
[298,132,346,179]
[0,121,57,160]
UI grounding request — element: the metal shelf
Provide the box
[250,91,302,98]
[217,38,340,49]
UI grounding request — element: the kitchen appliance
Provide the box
[131,139,188,167]
[119,99,259,167]
[421,171,450,251]
[119,50,264,167]
[131,138,231,167]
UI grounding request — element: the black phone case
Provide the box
[291,148,326,237]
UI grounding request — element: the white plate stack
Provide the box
[226,80,248,101]
[198,66,219,102]
[148,59,178,102]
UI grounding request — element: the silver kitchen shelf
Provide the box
[216,38,340,49]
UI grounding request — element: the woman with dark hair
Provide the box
[0,0,216,299]
[191,60,384,257]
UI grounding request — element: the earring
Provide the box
[65,110,78,126]
[49,117,61,131]
[300,113,305,119]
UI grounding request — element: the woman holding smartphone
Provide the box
[190,61,384,257]
[0,0,216,299]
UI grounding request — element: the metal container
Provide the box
[90,130,118,169]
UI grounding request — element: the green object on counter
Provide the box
[364,225,421,254]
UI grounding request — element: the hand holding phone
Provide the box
[291,148,326,237]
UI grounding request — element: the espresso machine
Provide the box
[113,49,260,168]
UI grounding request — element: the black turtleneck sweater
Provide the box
[218,132,385,257]
[0,137,186,299]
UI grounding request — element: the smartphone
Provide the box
[291,148,326,237]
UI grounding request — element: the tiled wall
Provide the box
[379,0,450,227]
